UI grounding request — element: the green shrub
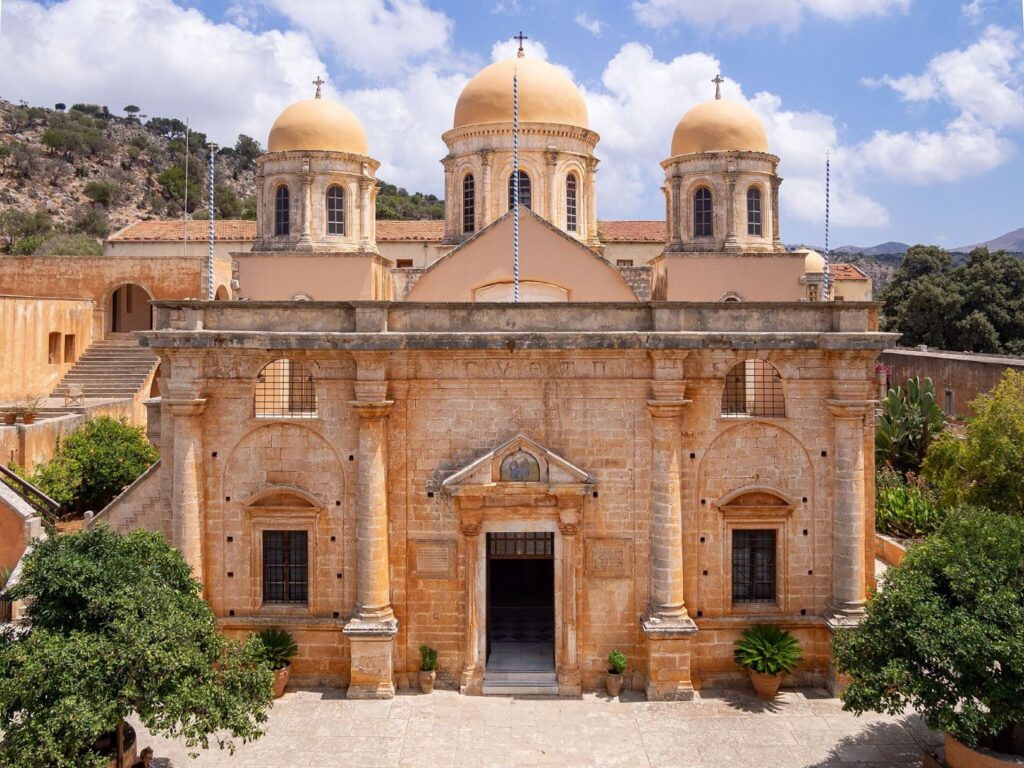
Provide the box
[71,206,109,238]
[875,467,945,539]
[834,507,1024,751]
[11,234,48,255]
[253,629,297,671]
[607,649,627,674]
[31,233,102,256]
[875,377,946,475]
[418,645,438,672]
[83,179,119,207]
[734,625,802,675]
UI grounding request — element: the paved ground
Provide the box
[134,687,942,768]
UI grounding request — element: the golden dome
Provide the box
[671,98,768,156]
[268,97,369,156]
[454,57,589,129]
[798,248,826,273]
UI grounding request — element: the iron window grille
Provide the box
[732,529,777,604]
[462,174,475,234]
[488,532,553,558]
[722,359,785,417]
[566,173,578,232]
[262,530,309,605]
[508,170,532,210]
[274,186,290,236]
[254,359,317,418]
[747,187,762,236]
[327,185,345,235]
[694,187,713,238]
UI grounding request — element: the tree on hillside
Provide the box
[0,527,272,768]
[54,102,66,112]
[122,105,140,122]
[157,164,203,213]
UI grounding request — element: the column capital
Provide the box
[646,399,692,419]
[461,522,482,538]
[164,397,207,417]
[480,148,494,166]
[826,399,875,419]
[350,400,393,419]
[545,149,559,166]
[558,522,579,537]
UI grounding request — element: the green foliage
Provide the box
[733,625,802,675]
[41,111,108,159]
[70,103,110,119]
[418,644,438,672]
[253,629,297,671]
[233,134,262,168]
[882,245,1024,354]
[923,370,1024,514]
[607,649,627,674]
[145,116,187,138]
[32,232,102,256]
[71,206,109,238]
[376,180,444,220]
[82,178,120,207]
[123,105,140,116]
[157,164,203,212]
[0,527,272,767]
[875,467,945,538]
[54,103,66,112]
[27,417,158,515]
[834,507,1024,750]
[0,207,53,250]
[875,377,946,474]
[11,234,48,255]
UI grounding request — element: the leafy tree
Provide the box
[28,417,158,514]
[32,233,103,256]
[875,376,946,474]
[0,527,273,768]
[145,115,187,138]
[157,164,203,212]
[83,178,120,207]
[123,104,140,118]
[70,103,110,119]
[54,102,66,112]
[232,133,262,169]
[72,206,110,238]
[376,179,444,220]
[923,370,1024,514]
[834,507,1024,753]
[0,207,53,249]
[41,111,108,160]
[10,234,49,255]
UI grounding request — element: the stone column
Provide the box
[723,169,740,252]
[459,514,484,695]
[344,379,398,699]
[480,150,493,230]
[166,395,207,582]
[441,156,457,242]
[771,174,783,250]
[298,166,313,247]
[585,157,599,247]
[545,150,559,228]
[556,499,582,695]
[359,178,372,246]
[642,371,698,701]
[670,173,683,248]
[254,173,265,241]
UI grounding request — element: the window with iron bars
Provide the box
[732,529,776,604]
[566,173,578,232]
[274,186,290,236]
[508,170,532,210]
[488,532,553,558]
[694,187,713,238]
[462,174,475,234]
[254,359,317,418]
[721,359,785,417]
[327,185,345,235]
[747,186,762,236]
[262,530,309,605]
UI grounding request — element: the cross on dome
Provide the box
[313,76,325,99]
[712,74,724,100]
[514,31,528,58]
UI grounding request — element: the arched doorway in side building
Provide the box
[109,283,153,334]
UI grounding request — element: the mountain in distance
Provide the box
[952,228,1024,254]
[833,241,910,257]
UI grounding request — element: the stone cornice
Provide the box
[442,121,599,146]
[349,400,393,419]
[164,397,208,417]
[826,399,876,418]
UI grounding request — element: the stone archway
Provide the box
[108,282,154,334]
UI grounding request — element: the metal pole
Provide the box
[823,149,831,302]
[512,62,520,303]
[207,143,217,301]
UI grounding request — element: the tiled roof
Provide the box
[831,263,869,280]
[376,220,445,241]
[597,220,666,242]
[108,220,257,242]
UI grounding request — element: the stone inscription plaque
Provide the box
[410,539,457,580]
[585,539,632,578]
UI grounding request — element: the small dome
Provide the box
[671,99,768,156]
[797,248,826,273]
[454,57,588,129]
[268,97,369,156]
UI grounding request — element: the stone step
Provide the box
[482,671,559,696]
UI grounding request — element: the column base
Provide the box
[557,665,582,696]
[824,608,863,695]
[344,617,398,700]
[459,665,483,696]
[641,615,698,701]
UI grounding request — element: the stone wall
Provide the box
[0,481,43,573]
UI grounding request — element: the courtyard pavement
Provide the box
[133,687,942,768]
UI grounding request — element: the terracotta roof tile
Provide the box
[108,220,257,242]
[597,220,666,242]
[831,263,869,280]
[376,220,445,241]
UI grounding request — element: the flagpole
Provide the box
[823,149,831,302]
[512,34,525,303]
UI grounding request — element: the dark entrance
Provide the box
[486,532,555,672]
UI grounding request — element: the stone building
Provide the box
[90,51,891,699]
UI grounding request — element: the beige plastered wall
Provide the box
[602,241,663,266]
[377,241,449,268]
[236,255,392,300]
[834,279,872,302]
[0,482,43,573]
[653,254,806,301]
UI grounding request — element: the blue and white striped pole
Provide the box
[512,57,520,303]
[207,143,217,301]
[823,149,831,302]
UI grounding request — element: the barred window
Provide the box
[732,529,776,604]
[747,186,762,236]
[508,170,531,210]
[263,530,308,605]
[566,173,578,232]
[274,186,290,236]
[327,185,345,235]
[722,359,785,417]
[694,187,713,238]
[488,532,553,558]
[463,174,475,234]
[255,359,317,418]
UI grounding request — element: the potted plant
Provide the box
[835,508,1024,767]
[18,397,43,425]
[606,649,627,697]
[2,408,15,426]
[255,628,297,699]
[734,624,802,699]
[418,645,438,693]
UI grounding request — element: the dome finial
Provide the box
[514,31,528,58]
[313,76,325,99]
[712,73,724,100]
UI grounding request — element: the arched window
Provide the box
[274,186,290,236]
[462,174,475,234]
[327,185,344,235]
[508,170,531,210]
[255,359,317,418]
[566,173,578,232]
[721,359,784,417]
[747,186,762,236]
[694,187,713,238]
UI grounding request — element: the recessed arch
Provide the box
[746,184,763,236]
[719,290,745,302]
[242,484,324,510]
[721,358,785,418]
[107,282,153,333]
[508,169,532,210]
[254,358,317,418]
[693,186,713,238]
[462,173,475,234]
[274,184,290,236]
[565,172,578,233]
[326,184,345,235]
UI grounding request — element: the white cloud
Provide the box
[962,0,985,22]
[0,0,326,147]
[575,13,606,36]
[266,0,452,77]
[631,0,910,33]
[491,37,551,62]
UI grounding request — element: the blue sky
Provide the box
[1,0,1022,247]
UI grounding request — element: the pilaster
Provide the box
[723,169,740,252]
[545,149,559,227]
[771,174,783,251]
[298,163,313,247]
[556,497,582,695]
[585,157,600,249]
[480,151,493,230]
[459,510,484,695]
[165,393,207,584]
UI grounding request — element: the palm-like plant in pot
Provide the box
[606,649,627,697]
[734,624,802,699]
[255,628,298,698]
[418,645,438,693]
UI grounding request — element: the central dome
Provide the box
[454,57,589,129]
[671,99,768,156]
[268,97,369,156]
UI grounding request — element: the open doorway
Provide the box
[109,283,153,333]
[486,532,555,673]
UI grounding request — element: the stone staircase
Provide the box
[482,670,559,696]
[50,333,159,401]
[88,459,165,535]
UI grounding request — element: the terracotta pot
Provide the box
[606,672,624,697]
[419,669,436,694]
[2,413,15,425]
[272,664,290,698]
[749,670,783,700]
[21,413,36,425]
[945,733,1024,768]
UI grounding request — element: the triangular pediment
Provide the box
[442,433,594,490]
